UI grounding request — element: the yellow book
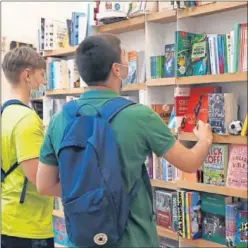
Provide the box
[241,113,248,136]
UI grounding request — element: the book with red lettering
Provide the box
[226,145,247,190]
[181,86,221,132]
[174,87,190,129]
[203,144,229,186]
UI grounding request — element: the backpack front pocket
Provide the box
[63,188,118,247]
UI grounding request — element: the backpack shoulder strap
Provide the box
[1,100,31,204]
[100,97,135,122]
[1,99,31,114]
[62,100,79,120]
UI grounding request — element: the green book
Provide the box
[201,193,232,245]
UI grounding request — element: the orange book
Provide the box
[152,104,174,124]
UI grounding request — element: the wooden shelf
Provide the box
[178,131,247,145]
[31,96,43,101]
[157,226,178,241]
[44,46,77,58]
[98,15,145,34]
[151,179,247,199]
[178,1,247,19]
[180,237,226,247]
[122,83,146,91]
[45,87,87,96]
[177,180,248,199]
[150,179,178,190]
[53,209,64,218]
[45,84,145,96]
[176,72,247,85]
[146,78,176,86]
[147,9,176,23]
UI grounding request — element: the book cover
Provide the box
[208,93,225,134]
[226,145,247,190]
[126,51,137,84]
[203,144,228,186]
[201,193,232,245]
[150,56,156,79]
[53,216,73,246]
[156,55,165,78]
[191,33,208,76]
[156,190,173,229]
[174,87,190,129]
[152,104,174,124]
[164,44,175,78]
[208,93,238,135]
[186,192,202,240]
[182,86,221,132]
[175,31,194,77]
[225,203,243,247]
[235,210,248,248]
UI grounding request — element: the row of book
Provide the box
[42,95,139,127]
[154,188,247,247]
[150,44,175,79]
[45,50,145,90]
[148,143,247,189]
[38,3,97,51]
[46,58,87,90]
[176,24,247,76]
[151,23,247,79]
[153,86,239,135]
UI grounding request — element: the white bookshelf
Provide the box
[44,3,247,248]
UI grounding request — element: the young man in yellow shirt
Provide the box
[1,47,54,248]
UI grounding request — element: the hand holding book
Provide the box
[193,120,213,146]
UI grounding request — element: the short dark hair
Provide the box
[76,34,121,86]
[2,46,46,83]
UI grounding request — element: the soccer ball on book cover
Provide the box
[228,120,243,135]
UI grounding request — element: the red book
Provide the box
[181,87,221,132]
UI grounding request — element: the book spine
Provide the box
[241,114,248,136]
[233,24,240,73]
[172,192,178,232]
[177,190,184,237]
[208,36,216,75]
[223,35,228,74]
[226,33,231,73]
[186,192,191,239]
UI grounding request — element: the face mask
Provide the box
[117,64,129,88]
[28,75,46,99]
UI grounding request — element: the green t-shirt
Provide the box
[40,89,176,247]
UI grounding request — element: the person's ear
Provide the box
[22,68,31,83]
[112,63,120,77]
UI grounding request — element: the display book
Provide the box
[42,3,247,248]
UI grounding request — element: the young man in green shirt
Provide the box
[1,47,54,248]
[37,34,213,247]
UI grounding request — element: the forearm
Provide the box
[190,138,212,170]
[38,181,61,197]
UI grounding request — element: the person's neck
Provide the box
[89,82,120,94]
[9,84,30,105]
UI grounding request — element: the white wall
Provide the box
[1,2,89,102]
[2,2,89,47]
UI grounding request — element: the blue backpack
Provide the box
[58,97,154,247]
[1,100,30,204]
